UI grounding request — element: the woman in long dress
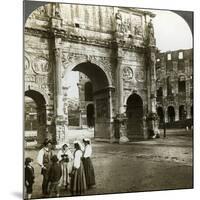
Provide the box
[57,143,73,190]
[70,141,87,195]
[82,138,96,189]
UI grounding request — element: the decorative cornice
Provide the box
[25,27,146,52]
[24,27,52,38]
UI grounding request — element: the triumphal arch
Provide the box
[24,3,159,144]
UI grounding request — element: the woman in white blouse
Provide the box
[70,141,87,195]
[82,138,96,189]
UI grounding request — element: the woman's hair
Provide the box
[62,144,68,149]
[43,138,52,147]
[74,143,81,150]
[83,138,90,145]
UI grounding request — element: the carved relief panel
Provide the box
[123,67,133,80]
[32,57,52,75]
[24,53,53,94]
[26,5,50,28]
[116,10,143,36]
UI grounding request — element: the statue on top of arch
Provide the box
[115,10,123,32]
[52,3,61,18]
[146,19,156,46]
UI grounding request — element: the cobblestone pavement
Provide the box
[24,129,193,199]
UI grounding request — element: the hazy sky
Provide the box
[151,9,192,52]
[67,9,193,98]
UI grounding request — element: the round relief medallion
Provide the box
[25,57,30,70]
[135,71,144,82]
[123,67,133,80]
[32,57,51,75]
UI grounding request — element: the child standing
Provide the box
[25,157,35,200]
[48,155,62,197]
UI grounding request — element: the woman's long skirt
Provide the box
[70,162,87,195]
[59,161,73,188]
[82,157,96,188]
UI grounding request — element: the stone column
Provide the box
[53,36,65,145]
[50,8,66,145]
[150,50,157,113]
[143,115,148,139]
[175,106,179,121]
[54,47,63,117]
[164,108,168,123]
[116,51,124,114]
[108,87,115,143]
[186,105,191,119]
[145,18,159,138]
[108,87,114,121]
[79,109,83,129]
[54,45,65,145]
[46,104,56,140]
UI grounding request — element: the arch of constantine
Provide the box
[24,3,159,144]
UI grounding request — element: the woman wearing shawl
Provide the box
[70,141,87,195]
[82,138,96,189]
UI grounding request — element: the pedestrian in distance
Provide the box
[57,143,74,190]
[163,121,166,138]
[48,155,62,197]
[25,157,35,200]
[82,138,96,189]
[37,138,53,196]
[70,141,87,196]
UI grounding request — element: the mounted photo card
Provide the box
[23,0,193,199]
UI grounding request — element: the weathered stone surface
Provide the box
[156,49,193,126]
[24,3,158,144]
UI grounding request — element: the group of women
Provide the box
[58,138,96,195]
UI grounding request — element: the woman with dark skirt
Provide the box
[82,138,96,189]
[70,141,87,196]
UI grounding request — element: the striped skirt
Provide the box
[70,161,87,195]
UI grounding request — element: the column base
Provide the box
[119,136,129,144]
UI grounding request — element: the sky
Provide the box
[151,9,192,52]
[67,8,193,98]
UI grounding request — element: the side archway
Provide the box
[126,93,143,139]
[167,106,175,123]
[157,106,164,124]
[25,90,47,144]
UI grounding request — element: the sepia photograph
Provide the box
[23,0,193,199]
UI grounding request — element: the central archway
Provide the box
[73,62,109,91]
[126,93,143,139]
[68,61,113,139]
